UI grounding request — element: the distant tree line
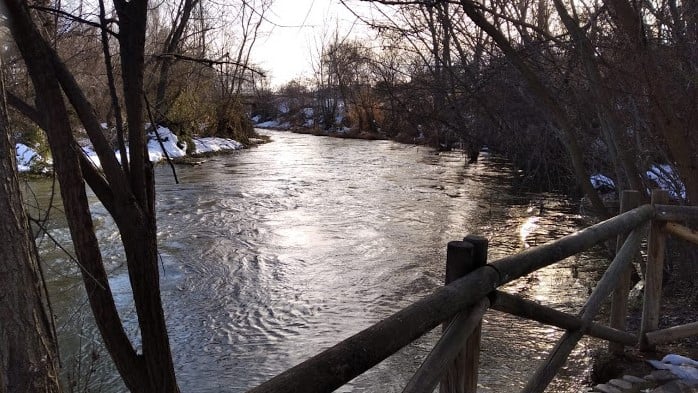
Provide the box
[257,0,696,208]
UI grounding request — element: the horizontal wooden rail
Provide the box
[664,222,698,245]
[491,204,654,285]
[247,266,500,393]
[250,205,654,393]
[654,204,698,222]
[491,291,637,346]
[646,321,698,345]
[403,298,490,393]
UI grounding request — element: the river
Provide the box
[30,130,607,392]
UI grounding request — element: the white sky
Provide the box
[252,0,373,87]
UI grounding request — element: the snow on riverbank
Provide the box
[590,166,687,200]
[193,136,244,153]
[16,126,243,173]
[255,119,291,129]
[15,143,49,172]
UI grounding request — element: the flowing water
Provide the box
[29,130,609,392]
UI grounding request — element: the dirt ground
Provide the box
[591,279,698,384]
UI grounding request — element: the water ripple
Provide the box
[34,130,606,392]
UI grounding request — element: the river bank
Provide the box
[590,280,698,391]
[589,352,698,392]
[253,124,685,203]
[14,126,252,174]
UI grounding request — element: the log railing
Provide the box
[250,190,698,393]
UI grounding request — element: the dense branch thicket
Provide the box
[263,0,695,207]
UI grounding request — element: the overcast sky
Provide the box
[252,0,374,87]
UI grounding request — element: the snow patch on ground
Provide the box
[590,164,686,200]
[147,126,187,162]
[15,143,49,172]
[590,173,616,190]
[255,120,280,128]
[648,354,698,381]
[193,137,243,153]
[80,145,102,168]
[646,164,686,199]
[255,120,291,129]
[17,126,243,173]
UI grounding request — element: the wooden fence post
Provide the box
[441,240,473,393]
[462,235,488,393]
[640,189,669,351]
[609,190,640,354]
[440,236,488,393]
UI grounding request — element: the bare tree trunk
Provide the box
[154,0,200,118]
[0,58,62,393]
[2,2,149,390]
[3,0,179,391]
[115,1,181,390]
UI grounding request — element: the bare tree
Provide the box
[353,0,696,208]
[208,0,269,139]
[2,0,179,391]
[323,39,381,132]
[152,0,201,118]
[310,28,342,130]
[0,57,62,393]
[603,0,698,204]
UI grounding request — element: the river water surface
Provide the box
[31,130,608,392]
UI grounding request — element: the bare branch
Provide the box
[153,52,266,76]
[28,5,119,37]
[143,93,179,185]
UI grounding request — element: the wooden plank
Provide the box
[491,204,653,285]
[664,222,698,245]
[640,190,669,351]
[452,235,488,393]
[522,329,586,393]
[610,190,640,354]
[444,241,475,285]
[645,321,698,345]
[492,291,636,346]
[654,204,698,223]
[403,298,490,393]
[586,229,644,319]
[521,227,644,393]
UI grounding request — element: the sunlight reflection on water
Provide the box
[32,130,607,392]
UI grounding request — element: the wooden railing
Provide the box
[249,189,698,393]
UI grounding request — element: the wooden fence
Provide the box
[249,189,698,393]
